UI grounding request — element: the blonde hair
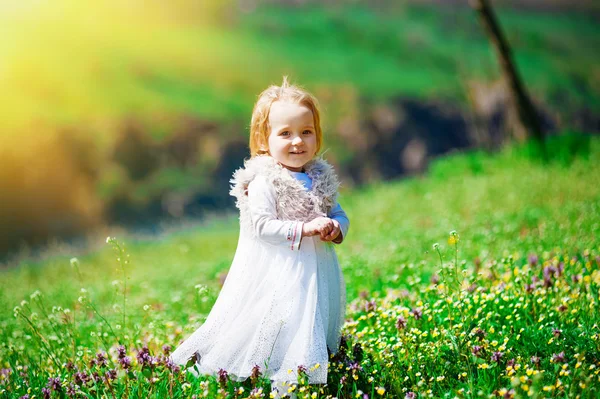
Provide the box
[249,77,323,157]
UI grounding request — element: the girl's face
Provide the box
[267,100,317,172]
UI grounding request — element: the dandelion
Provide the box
[448,231,459,245]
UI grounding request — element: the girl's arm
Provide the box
[329,202,349,244]
[247,175,304,251]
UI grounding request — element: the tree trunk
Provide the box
[470,0,546,151]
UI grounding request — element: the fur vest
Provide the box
[229,155,340,235]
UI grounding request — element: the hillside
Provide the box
[1,135,599,397]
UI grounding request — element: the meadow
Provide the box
[3,1,599,256]
[1,134,599,398]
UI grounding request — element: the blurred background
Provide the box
[1,0,598,260]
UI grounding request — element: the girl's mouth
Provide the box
[290,151,305,154]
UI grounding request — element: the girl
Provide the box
[170,77,349,396]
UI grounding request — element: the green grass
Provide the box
[2,2,598,137]
[1,134,599,397]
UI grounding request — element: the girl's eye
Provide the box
[280,131,290,136]
[303,130,313,135]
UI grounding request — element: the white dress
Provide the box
[170,169,349,384]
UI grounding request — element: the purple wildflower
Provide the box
[491,351,504,363]
[430,273,440,284]
[0,368,10,376]
[359,290,369,299]
[119,356,132,370]
[405,392,417,399]
[365,300,376,313]
[297,365,308,376]
[349,362,363,372]
[47,377,62,391]
[552,352,566,364]
[104,369,117,382]
[74,372,89,386]
[507,358,516,367]
[553,329,562,338]
[117,345,127,359]
[66,383,77,398]
[162,344,172,355]
[530,356,540,365]
[137,346,152,367]
[474,328,486,341]
[396,316,407,330]
[525,283,535,293]
[558,304,568,312]
[250,364,261,382]
[472,345,483,357]
[528,254,538,267]
[557,262,564,275]
[339,375,347,385]
[19,395,29,399]
[411,308,423,320]
[217,368,228,387]
[571,274,581,283]
[467,283,478,293]
[95,351,107,367]
[503,388,515,399]
[64,361,74,371]
[42,388,51,399]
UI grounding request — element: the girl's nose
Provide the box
[291,135,303,146]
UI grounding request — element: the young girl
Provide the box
[170,77,349,396]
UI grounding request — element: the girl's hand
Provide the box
[321,219,341,242]
[302,217,334,237]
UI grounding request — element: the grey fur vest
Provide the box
[229,155,340,235]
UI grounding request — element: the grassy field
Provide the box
[1,134,599,398]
